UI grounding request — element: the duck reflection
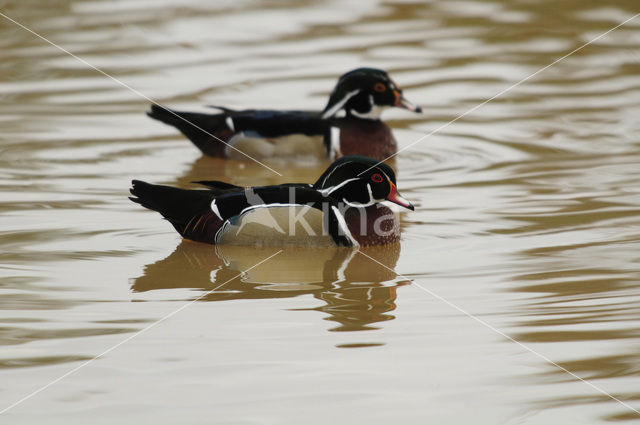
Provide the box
[131,242,408,332]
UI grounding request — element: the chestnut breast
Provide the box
[344,204,401,246]
[339,119,397,161]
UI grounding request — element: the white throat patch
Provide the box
[341,183,375,208]
[351,104,387,120]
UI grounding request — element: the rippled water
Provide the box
[2,0,640,423]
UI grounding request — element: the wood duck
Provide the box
[129,156,414,247]
[147,68,421,161]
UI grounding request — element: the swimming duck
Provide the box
[147,68,421,161]
[129,156,414,247]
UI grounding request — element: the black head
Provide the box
[314,155,414,210]
[322,68,422,120]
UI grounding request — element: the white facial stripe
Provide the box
[225,116,235,132]
[322,89,361,119]
[356,163,394,179]
[320,160,355,188]
[322,177,360,196]
[342,199,375,208]
[321,161,396,193]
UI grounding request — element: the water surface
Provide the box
[2,0,640,423]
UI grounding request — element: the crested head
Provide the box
[314,155,414,210]
[314,155,395,188]
[322,68,422,120]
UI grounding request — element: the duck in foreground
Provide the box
[147,68,421,161]
[129,156,414,247]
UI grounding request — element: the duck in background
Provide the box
[147,68,421,161]
[129,156,414,247]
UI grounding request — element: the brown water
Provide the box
[2,0,640,423]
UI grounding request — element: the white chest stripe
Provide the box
[331,206,359,247]
[211,200,222,220]
[225,116,235,132]
[329,126,341,160]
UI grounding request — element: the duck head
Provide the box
[322,68,422,120]
[314,155,414,210]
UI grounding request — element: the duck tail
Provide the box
[129,180,219,243]
[147,104,232,156]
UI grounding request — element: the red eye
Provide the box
[374,83,386,92]
[371,173,383,183]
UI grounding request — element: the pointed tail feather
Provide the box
[147,104,231,156]
[129,180,220,243]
